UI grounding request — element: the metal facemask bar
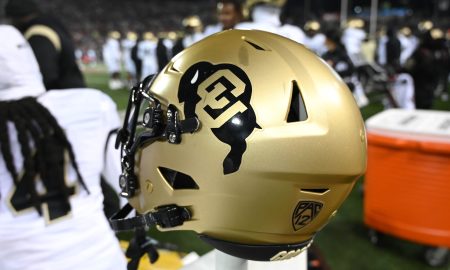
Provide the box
[114,74,200,199]
[110,74,200,232]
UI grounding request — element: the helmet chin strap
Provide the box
[109,203,191,232]
[109,204,191,270]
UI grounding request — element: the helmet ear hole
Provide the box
[286,80,308,123]
[158,167,199,190]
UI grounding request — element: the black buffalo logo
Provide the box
[178,62,260,174]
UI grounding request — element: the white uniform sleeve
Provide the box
[99,95,125,204]
[102,132,122,193]
[279,24,306,44]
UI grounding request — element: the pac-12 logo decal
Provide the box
[292,201,323,231]
[178,61,260,174]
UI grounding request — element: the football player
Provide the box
[0,25,127,270]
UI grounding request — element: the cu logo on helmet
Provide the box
[178,62,260,175]
[198,69,248,128]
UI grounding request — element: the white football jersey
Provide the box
[0,89,127,270]
[203,23,223,38]
[137,40,159,80]
[341,27,367,55]
[235,5,305,44]
[303,33,326,56]
[103,38,122,73]
[121,38,137,74]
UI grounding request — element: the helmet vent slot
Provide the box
[167,62,181,74]
[301,188,329,195]
[159,167,199,190]
[287,80,308,122]
[244,40,266,51]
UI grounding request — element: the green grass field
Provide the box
[86,71,450,270]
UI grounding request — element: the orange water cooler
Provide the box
[364,109,450,266]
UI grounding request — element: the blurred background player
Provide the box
[203,0,244,37]
[376,26,402,75]
[0,25,126,270]
[339,17,371,107]
[121,31,138,87]
[429,28,450,101]
[323,29,355,87]
[159,31,178,61]
[303,20,327,56]
[156,32,170,72]
[103,30,123,90]
[172,15,204,56]
[405,27,449,109]
[417,19,434,37]
[130,31,143,82]
[341,18,367,63]
[323,28,369,108]
[236,0,305,44]
[137,31,159,81]
[398,26,419,67]
[376,26,415,110]
[4,0,86,90]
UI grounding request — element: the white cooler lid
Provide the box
[365,109,450,143]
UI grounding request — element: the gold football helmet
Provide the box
[430,28,444,40]
[143,31,157,42]
[182,15,203,33]
[113,29,367,261]
[418,20,433,32]
[346,18,365,29]
[399,26,412,37]
[126,31,138,41]
[304,20,321,32]
[108,30,121,40]
[246,0,286,8]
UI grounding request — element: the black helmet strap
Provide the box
[109,203,191,232]
[109,203,191,270]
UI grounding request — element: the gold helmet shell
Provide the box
[129,29,367,261]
